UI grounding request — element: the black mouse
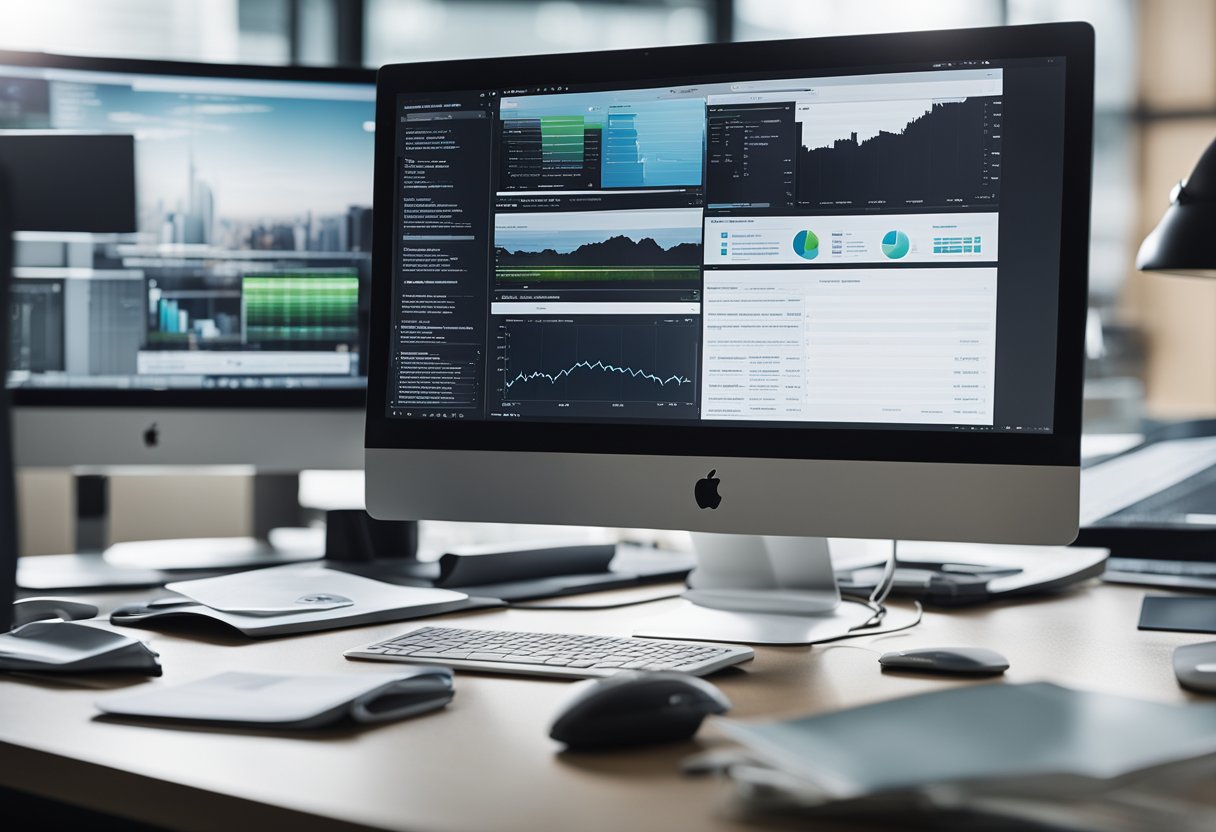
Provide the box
[549,671,731,750]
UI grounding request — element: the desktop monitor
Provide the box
[1,51,376,472]
[365,24,1094,604]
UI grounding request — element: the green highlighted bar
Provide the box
[540,115,585,163]
[242,272,359,343]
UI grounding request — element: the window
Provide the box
[0,0,291,64]
[365,0,710,66]
[733,0,1003,41]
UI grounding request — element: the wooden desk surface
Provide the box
[0,580,1211,832]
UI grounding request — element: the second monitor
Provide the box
[2,51,376,581]
[5,50,376,472]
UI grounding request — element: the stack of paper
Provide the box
[702,683,1216,831]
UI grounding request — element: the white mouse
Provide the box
[1174,642,1216,694]
[878,646,1009,675]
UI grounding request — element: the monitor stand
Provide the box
[17,473,326,590]
[683,533,841,615]
[630,534,912,645]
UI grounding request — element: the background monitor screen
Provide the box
[1,55,375,397]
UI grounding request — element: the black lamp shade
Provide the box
[1137,137,1216,277]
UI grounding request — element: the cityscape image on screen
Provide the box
[2,63,375,391]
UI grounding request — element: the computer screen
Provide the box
[1,53,376,470]
[1,54,374,396]
[365,25,1091,542]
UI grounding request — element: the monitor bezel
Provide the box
[0,48,375,410]
[366,23,1094,466]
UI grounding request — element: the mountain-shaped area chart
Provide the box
[495,208,703,285]
[797,96,1002,209]
[497,234,700,265]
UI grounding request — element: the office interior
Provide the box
[5,1,1216,830]
[6,0,1211,555]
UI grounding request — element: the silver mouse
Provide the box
[879,646,1009,675]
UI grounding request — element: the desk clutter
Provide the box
[835,542,1110,607]
[697,682,1216,831]
[109,563,503,637]
[96,667,454,729]
[0,620,161,675]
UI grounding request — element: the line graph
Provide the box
[500,319,699,404]
[506,360,693,389]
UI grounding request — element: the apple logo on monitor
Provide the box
[143,423,159,448]
[695,469,722,510]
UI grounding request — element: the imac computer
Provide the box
[365,23,1094,622]
[1,51,376,582]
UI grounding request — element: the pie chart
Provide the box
[792,229,819,260]
[882,230,910,259]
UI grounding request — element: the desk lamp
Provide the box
[1137,138,1216,276]
[1137,137,1216,685]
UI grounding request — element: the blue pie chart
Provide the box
[882,230,910,259]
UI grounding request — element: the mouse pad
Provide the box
[1138,596,1216,634]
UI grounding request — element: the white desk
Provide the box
[0,580,1211,831]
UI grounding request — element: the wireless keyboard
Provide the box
[345,625,754,679]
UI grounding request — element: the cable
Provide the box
[809,601,924,645]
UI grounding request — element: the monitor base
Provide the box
[682,587,840,616]
[17,472,331,591]
[17,531,324,591]
[684,533,842,615]
[102,529,324,570]
[634,596,919,646]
